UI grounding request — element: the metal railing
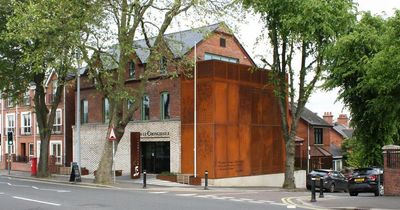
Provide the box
[387,150,400,169]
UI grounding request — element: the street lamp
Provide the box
[75,54,81,171]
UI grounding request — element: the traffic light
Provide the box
[7,132,13,146]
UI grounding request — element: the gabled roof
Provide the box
[333,123,353,138]
[134,23,222,63]
[300,106,332,127]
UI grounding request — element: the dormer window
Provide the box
[129,60,135,78]
[220,38,226,47]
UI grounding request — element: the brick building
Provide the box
[0,71,75,171]
[74,23,298,186]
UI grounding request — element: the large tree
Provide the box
[79,0,233,184]
[1,0,101,177]
[325,11,400,167]
[242,0,355,188]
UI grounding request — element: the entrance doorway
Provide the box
[141,142,170,173]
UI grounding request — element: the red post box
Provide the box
[31,157,37,176]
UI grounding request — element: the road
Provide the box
[0,176,307,210]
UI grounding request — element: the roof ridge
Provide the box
[134,22,222,42]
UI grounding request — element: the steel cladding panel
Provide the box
[181,60,285,179]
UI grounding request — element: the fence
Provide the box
[387,149,400,169]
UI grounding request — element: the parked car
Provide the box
[348,167,384,196]
[306,169,348,192]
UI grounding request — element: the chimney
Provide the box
[323,112,333,125]
[337,114,349,127]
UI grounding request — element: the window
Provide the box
[103,97,110,123]
[51,80,58,103]
[6,114,15,154]
[21,112,32,135]
[314,128,323,144]
[53,109,62,134]
[29,143,34,157]
[129,60,135,78]
[204,53,238,63]
[333,159,342,171]
[141,95,150,120]
[6,114,15,134]
[7,97,14,107]
[220,38,226,47]
[160,57,167,74]
[127,99,135,121]
[160,92,170,120]
[23,91,30,106]
[81,99,88,123]
[50,141,62,165]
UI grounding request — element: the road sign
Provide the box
[7,132,13,145]
[109,128,117,141]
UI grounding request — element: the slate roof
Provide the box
[333,123,353,138]
[134,23,221,63]
[300,106,332,127]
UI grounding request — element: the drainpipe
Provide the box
[15,104,18,156]
[1,96,3,161]
[307,123,310,174]
[63,86,66,166]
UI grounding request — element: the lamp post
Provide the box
[75,54,81,171]
[193,42,197,178]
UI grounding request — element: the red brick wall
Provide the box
[383,150,400,196]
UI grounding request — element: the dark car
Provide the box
[348,167,384,196]
[306,169,348,192]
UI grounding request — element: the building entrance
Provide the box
[141,142,170,173]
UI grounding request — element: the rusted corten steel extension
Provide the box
[181,60,286,179]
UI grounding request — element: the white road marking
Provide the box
[0,192,4,195]
[148,191,167,194]
[12,184,30,188]
[40,189,71,193]
[7,183,11,186]
[271,202,286,206]
[32,186,39,189]
[230,198,245,202]
[249,200,268,204]
[287,205,297,209]
[13,196,61,206]
[238,198,253,201]
[196,195,214,198]
[176,193,197,197]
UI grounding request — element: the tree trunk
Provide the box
[94,126,123,184]
[283,134,296,189]
[37,134,50,177]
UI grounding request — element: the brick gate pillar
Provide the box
[382,145,400,196]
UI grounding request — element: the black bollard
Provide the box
[319,177,324,198]
[311,177,316,202]
[143,170,147,189]
[204,170,208,190]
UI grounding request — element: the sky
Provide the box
[233,0,400,120]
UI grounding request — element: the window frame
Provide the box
[7,97,14,107]
[141,95,150,121]
[160,57,167,74]
[220,37,226,47]
[314,127,323,145]
[103,97,110,123]
[160,92,170,120]
[50,140,62,165]
[129,60,135,78]
[81,99,89,124]
[23,91,30,106]
[53,109,62,134]
[21,111,32,135]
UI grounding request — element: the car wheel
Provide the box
[329,184,335,193]
[349,192,358,196]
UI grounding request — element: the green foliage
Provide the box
[325,11,400,167]
[242,0,355,188]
